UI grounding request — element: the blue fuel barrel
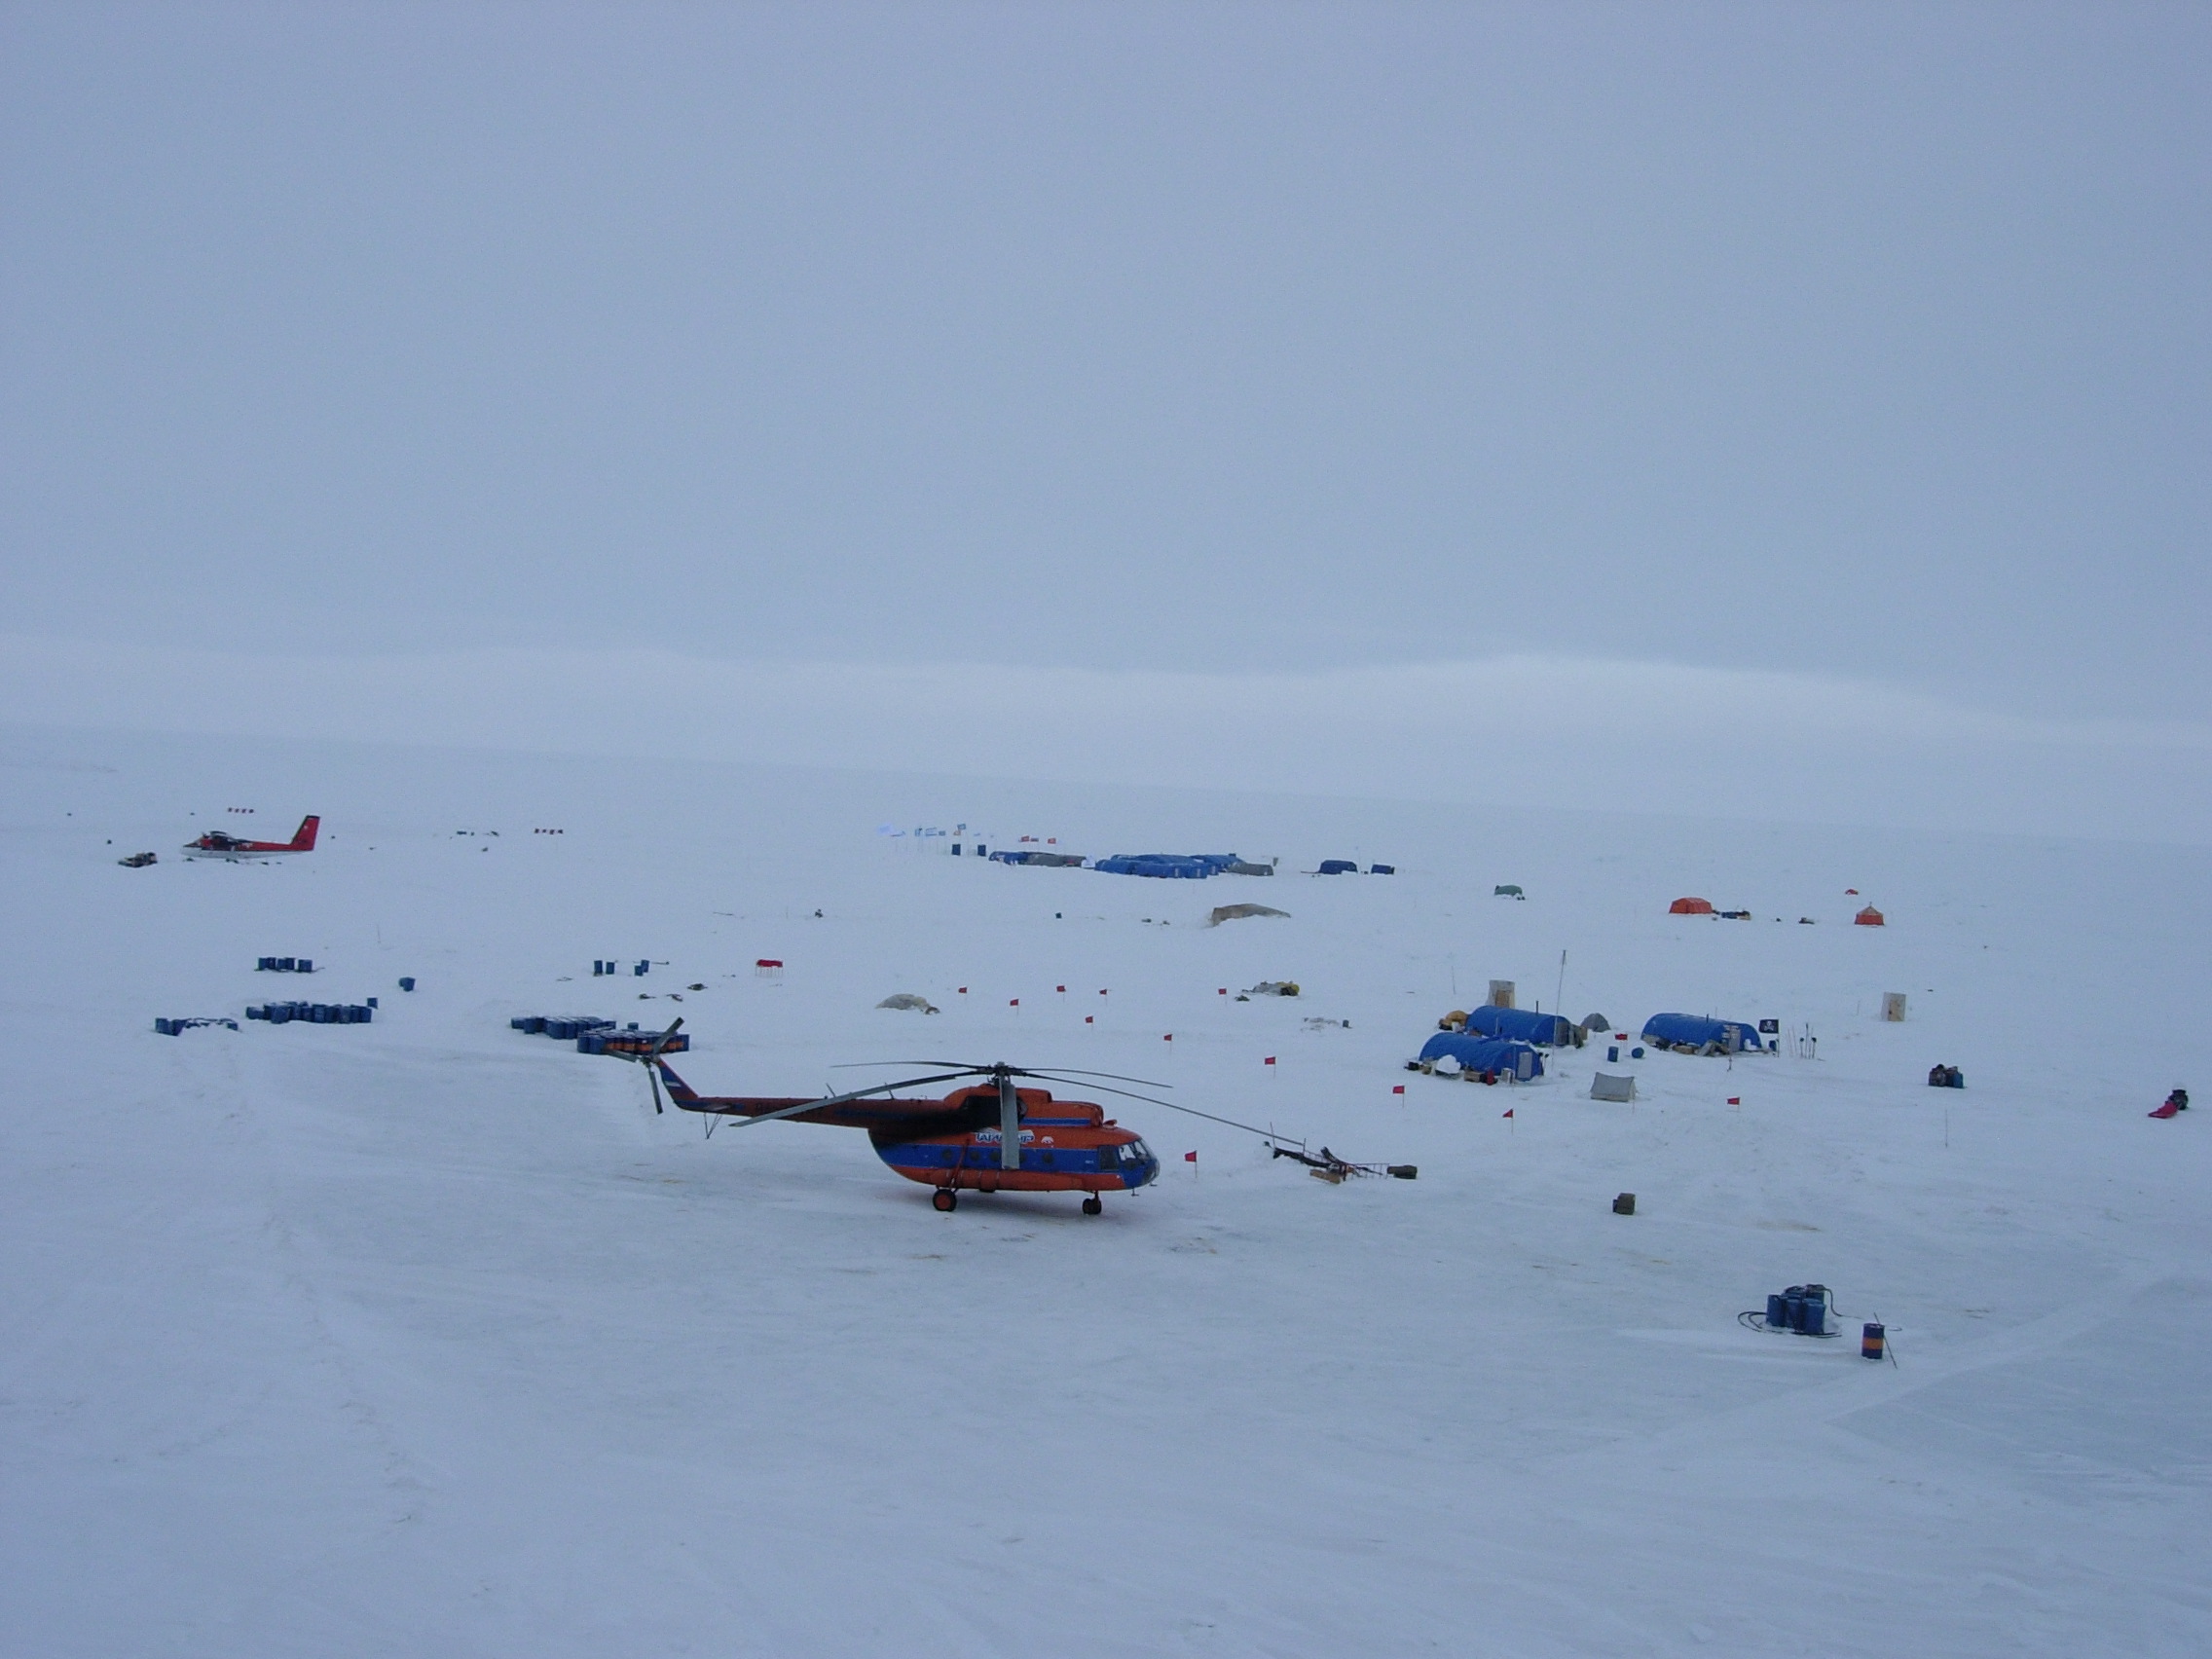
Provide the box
[1766,1293,1788,1329]
[278,957,295,971]
[1784,1291,1806,1331]
[1801,1286,1827,1336]
[398,977,415,992]
[355,1005,372,1022]
[257,957,274,971]
[298,959,313,974]
[155,1018,173,1035]
[510,1015,533,1029]
[1630,1046,1644,1058]
[1607,1046,1620,1062]
[1862,1322,1886,1360]
[270,1004,292,1023]
[366,997,377,1009]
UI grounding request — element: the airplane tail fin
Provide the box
[287,815,320,851]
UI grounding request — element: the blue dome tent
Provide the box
[1463,1005,1577,1047]
[1417,1032,1544,1081]
[1641,1014,1764,1053]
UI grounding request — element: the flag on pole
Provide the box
[1009,999,1019,1007]
[958,987,968,995]
[1727,1096,1741,1105]
[1184,1151,1197,1162]
[1263,1055,1275,1066]
[1502,1108,1514,1119]
[1085,1015,1093,1024]
[1056,985,1065,993]
[1392,1085,1405,1094]
[1162,1033,1173,1042]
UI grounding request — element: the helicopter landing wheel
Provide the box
[1082,1196,1103,1216]
[933,1189,958,1212]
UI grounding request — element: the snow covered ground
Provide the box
[3,723,2207,1657]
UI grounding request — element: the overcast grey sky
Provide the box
[4,3,2208,833]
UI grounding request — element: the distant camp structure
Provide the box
[876,993,940,1014]
[1855,905,1886,926]
[1494,884,1524,899]
[1669,897,1715,915]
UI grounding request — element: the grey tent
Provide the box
[1589,1073,1637,1102]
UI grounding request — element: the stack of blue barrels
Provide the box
[578,1023,690,1055]
[1764,1284,1831,1336]
[1091,853,1237,879]
[256,956,315,973]
[248,1002,373,1024]
[510,1014,616,1040]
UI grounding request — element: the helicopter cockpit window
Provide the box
[1124,1139,1152,1165]
[1096,1144,1121,1166]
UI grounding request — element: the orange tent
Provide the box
[1855,905,1885,926]
[1669,897,1714,915]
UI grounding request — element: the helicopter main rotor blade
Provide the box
[830,1060,1174,1090]
[827,1059,996,1073]
[1004,1066,1172,1088]
[719,1071,980,1130]
[1019,1072,1298,1146]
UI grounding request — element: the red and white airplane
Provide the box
[182,814,320,861]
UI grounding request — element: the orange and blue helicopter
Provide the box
[620,1021,1394,1212]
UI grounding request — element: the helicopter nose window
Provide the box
[1124,1139,1152,1165]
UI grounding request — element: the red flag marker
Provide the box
[1085,1015,1093,1024]
[1392,1085,1405,1095]
[958,987,968,995]
[1263,1055,1275,1066]
[1010,998,1019,1008]
[1056,985,1065,993]
[1099,988,1108,996]
[1501,1108,1514,1119]
[1727,1096,1741,1105]
[1218,987,1228,996]
[1162,1033,1173,1042]
[1184,1150,1198,1162]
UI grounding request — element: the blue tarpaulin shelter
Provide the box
[1641,1013,1764,1053]
[1463,1005,1576,1047]
[1418,1032,1544,1080]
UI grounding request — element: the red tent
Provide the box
[1854,905,1885,926]
[1669,897,1714,915]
